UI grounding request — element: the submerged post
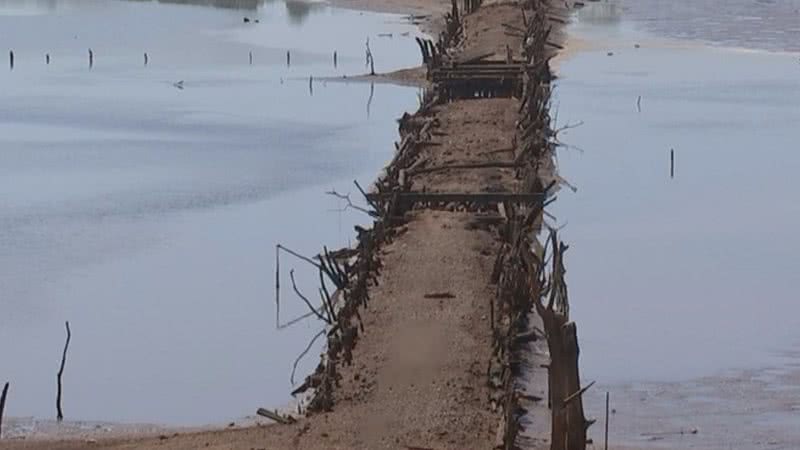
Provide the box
[604,391,609,450]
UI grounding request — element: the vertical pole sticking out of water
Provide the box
[275,245,280,330]
[144,52,148,66]
[249,51,253,65]
[46,53,50,65]
[88,49,93,69]
[309,75,313,96]
[0,382,9,438]
[9,51,13,70]
[286,51,291,68]
[333,50,337,68]
[670,149,675,179]
[637,95,642,112]
[604,391,610,450]
[56,321,71,422]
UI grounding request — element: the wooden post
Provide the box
[286,50,291,67]
[9,51,13,70]
[333,50,337,68]
[46,53,50,65]
[249,51,253,65]
[604,391,609,450]
[88,49,93,69]
[0,382,9,438]
[670,149,674,178]
[56,321,71,422]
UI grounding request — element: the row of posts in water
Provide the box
[7,49,339,69]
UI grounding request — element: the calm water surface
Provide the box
[554,2,800,448]
[0,0,421,428]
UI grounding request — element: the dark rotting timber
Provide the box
[56,321,71,422]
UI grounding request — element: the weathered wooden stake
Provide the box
[286,50,291,67]
[46,53,50,65]
[0,382,9,438]
[365,38,375,75]
[637,95,641,112]
[670,148,674,178]
[604,391,609,450]
[56,321,71,422]
[9,51,13,70]
[309,75,313,95]
[144,52,148,66]
[249,51,253,65]
[88,49,93,69]
[333,50,337,68]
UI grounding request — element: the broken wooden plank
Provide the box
[408,161,520,176]
[366,192,545,204]
[256,408,296,425]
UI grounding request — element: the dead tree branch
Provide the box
[56,321,71,422]
[290,270,331,325]
[291,330,326,385]
[326,189,375,216]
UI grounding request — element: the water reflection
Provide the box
[575,0,621,25]
[588,0,800,52]
[0,0,322,24]
[283,0,321,24]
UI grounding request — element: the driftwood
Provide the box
[256,408,296,425]
[0,382,8,438]
[291,330,326,385]
[56,321,71,422]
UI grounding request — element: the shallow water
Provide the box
[554,3,800,448]
[583,0,800,52]
[0,0,421,428]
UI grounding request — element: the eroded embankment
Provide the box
[0,1,591,450]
